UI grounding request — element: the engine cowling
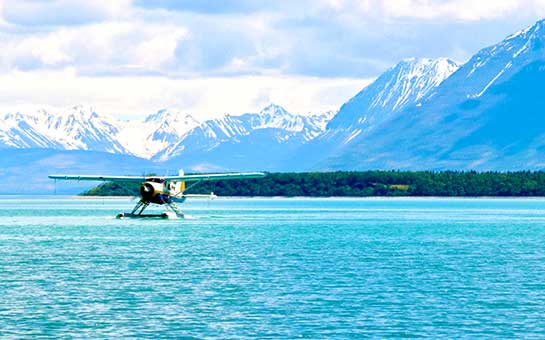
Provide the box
[140,182,156,202]
[139,181,171,204]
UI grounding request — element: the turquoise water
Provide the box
[1,197,545,338]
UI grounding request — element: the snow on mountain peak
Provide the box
[0,101,334,161]
[247,103,304,131]
[148,109,200,132]
[144,108,198,124]
[259,103,291,116]
[151,104,335,161]
[116,109,201,159]
[368,57,460,111]
[505,18,545,43]
[476,19,545,63]
[326,57,459,132]
[0,105,128,153]
[456,18,545,98]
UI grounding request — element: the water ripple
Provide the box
[1,197,545,338]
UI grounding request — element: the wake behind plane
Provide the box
[49,170,266,219]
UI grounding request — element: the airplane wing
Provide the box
[48,175,147,182]
[48,172,266,182]
[163,172,266,182]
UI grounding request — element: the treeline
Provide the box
[81,171,545,197]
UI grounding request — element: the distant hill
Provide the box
[82,171,545,197]
[0,149,159,194]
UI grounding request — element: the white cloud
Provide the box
[1,0,543,79]
[0,21,188,73]
[381,0,519,21]
[326,0,525,21]
[0,68,372,119]
[0,0,544,118]
[0,0,9,27]
[1,0,132,26]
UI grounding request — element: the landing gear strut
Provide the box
[116,199,184,219]
[131,200,149,215]
[165,201,184,218]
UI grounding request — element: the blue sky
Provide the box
[0,0,544,118]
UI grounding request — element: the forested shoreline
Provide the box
[81,171,545,197]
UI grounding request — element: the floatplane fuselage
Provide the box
[49,170,266,219]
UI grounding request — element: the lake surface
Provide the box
[1,197,545,338]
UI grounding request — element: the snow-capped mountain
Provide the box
[117,109,201,159]
[0,103,333,170]
[0,111,61,150]
[247,104,331,138]
[0,106,203,159]
[153,104,334,170]
[322,19,545,170]
[326,57,459,140]
[0,105,128,154]
[448,19,545,99]
[283,57,459,170]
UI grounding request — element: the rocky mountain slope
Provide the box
[154,104,334,170]
[0,104,331,168]
[284,58,460,169]
[322,19,545,170]
[0,105,128,154]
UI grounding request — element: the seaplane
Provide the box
[48,170,266,219]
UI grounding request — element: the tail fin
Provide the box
[174,169,185,194]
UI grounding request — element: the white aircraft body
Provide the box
[49,170,266,219]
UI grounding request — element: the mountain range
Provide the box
[0,104,332,167]
[322,19,545,170]
[3,19,545,193]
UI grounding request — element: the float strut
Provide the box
[166,202,184,218]
[131,200,149,216]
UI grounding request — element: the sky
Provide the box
[1,0,545,120]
